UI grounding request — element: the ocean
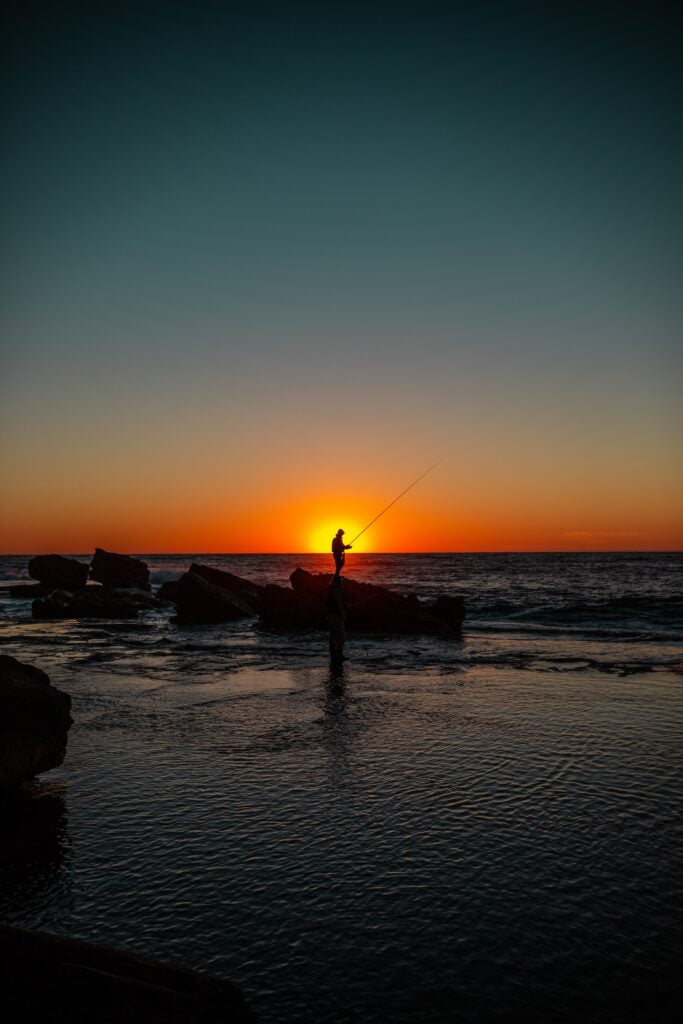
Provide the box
[1,552,682,1022]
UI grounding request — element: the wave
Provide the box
[149,569,183,584]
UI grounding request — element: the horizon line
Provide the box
[2,550,681,557]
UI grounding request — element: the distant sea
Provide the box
[1,552,682,1023]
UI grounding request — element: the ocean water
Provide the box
[1,553,682,1022]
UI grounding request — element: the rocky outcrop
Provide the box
[33,588,140,620]
[0,656,72,788]
[90,549,150,590]
[28,555,88,591]
[189,563,263,602]
[173,572,256,625]
[257,584,326,628]
[156,580,179,602]
[0,924,255,1023]
[425,594,466,631]
[276,568,465,635]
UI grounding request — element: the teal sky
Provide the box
[2,3,681,552]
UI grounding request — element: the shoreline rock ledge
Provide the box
[0,656,73,788]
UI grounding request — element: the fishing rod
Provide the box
[348,460,443,546]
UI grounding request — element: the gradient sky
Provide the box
[2,2,681,553]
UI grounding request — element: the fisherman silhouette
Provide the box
[332,529,352,575]
[325,573,346,663]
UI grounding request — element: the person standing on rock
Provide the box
[332,529,352,575]
[326,574,347,663]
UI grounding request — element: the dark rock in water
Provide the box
[0,923,256,1023]
[28,554,88,591]
[8,583,52,598]
[346,590,449,635]
[173,572,256,624]
[90,548,150,590]
[32,590,75,619]
[286,568,464,635]
[33,588,140,620]
[0,656,72,788]
[257,584,325,628]
[156,579,179,602]
[189,563,263,601]
[425,594,465,630]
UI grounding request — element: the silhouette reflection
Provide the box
[320,663,357,794]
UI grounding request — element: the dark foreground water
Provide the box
[1,553,682,1022]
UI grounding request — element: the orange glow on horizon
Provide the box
[1,458,682,555]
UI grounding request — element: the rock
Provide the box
[0,923,256,1023]
[189,563,263,602]
[173,572,256,625]
[28,555,88,591]
[285,568,465,635]
[156,580,179,602]
[106,588,170,609]
[0,656,73,788]
[33,588,140,620]
[346,590,450,635]
[32,590,75,619]
[90,548,150,590]
[257,584,326,628]
[425,594,466,630]
[8,583,52,598]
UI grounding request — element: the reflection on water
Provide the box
[0,781,70,924]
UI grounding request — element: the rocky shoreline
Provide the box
[8,550,466,635]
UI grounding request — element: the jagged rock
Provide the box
[346,590,449,635]
[33,588,140,620]
[173,572,256,625]
[189,563,263,602]
[425,594,465,630]
[32,590,75,619]
[285,568,464,635]
[257,584,325,628]
[90,548,150,590]
[8,583,52,598]
[156,580,179,602]
[0,656,73,788]
[28,555,88,591]
[0,923,256,1023]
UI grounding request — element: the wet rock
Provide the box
[257,584,325,628]
[32,590,75,619]
[173,572,256,625]
[8,583,52,598]
[189,563,263,602]
[0,656,73,788]
[28,555,88,591]
[0,923,256,1023]
[425,594,465,630]
[346,590,450,635]
[156,580,179,602]
[287,568,464,635]
[33,588,140,620]
[90,548,150,590]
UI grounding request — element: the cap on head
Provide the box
[336,529,345,535]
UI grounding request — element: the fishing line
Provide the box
[348,460,443,546]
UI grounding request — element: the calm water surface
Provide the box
[1,554,681,1021]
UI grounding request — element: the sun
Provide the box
[308,521,365,554]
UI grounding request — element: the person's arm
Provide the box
[344,544,352,550]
